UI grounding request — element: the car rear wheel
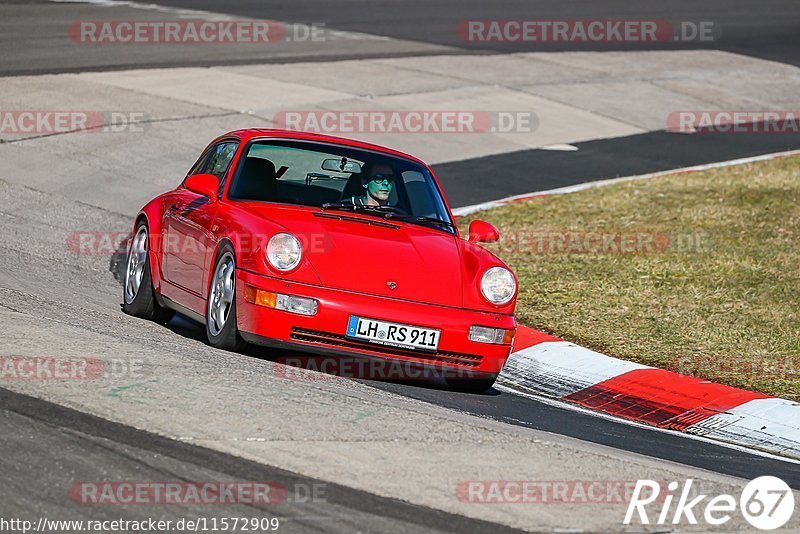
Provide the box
[121,222,174,324]
[206,246,246,351]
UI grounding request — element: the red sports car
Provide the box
[123,129,517,390]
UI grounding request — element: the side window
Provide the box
[205,142,239,180]
[402,170,437,218]
[186,147,212,177]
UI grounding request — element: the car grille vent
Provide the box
[290,327,483,367]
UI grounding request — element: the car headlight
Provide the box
[266,233,302,271]
[480,267,516,305]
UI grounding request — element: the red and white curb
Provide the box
[500,326,800,460]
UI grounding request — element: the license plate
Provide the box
[346,316,440,352]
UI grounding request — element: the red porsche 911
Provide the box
[123,129,517,390]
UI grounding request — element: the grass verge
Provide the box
[460,156,800,400]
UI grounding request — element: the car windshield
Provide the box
[228,139,455,233]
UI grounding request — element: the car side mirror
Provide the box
[468,220,500,243]
[184,173,220,199]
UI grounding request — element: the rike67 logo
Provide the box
[625,476,794,530]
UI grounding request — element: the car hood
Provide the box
[248,205,464,307]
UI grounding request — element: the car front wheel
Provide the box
[206,246,246,351]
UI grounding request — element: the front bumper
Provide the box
[236,269,515,376]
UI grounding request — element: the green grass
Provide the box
[460,156,800,399]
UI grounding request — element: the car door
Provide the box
[163,140,238,299]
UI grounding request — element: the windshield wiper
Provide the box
[320,203,454,231]
[408,216,456,230]
[321,202,407,217]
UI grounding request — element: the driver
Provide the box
[350,164,394,206]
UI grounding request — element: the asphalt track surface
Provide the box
[3,0,800,532]
[0,387,524,534]
[377,381,800,489]
[114,314,800,489]
[127,0,800,65]
[2,0,800,75]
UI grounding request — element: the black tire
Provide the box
[205,245,246,351]
[445,376,498,394]
[121,222,174,324]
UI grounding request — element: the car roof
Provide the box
[215,129,428,166]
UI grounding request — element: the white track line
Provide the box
[453,148,800,216]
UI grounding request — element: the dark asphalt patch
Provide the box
[126,0,800,68]
[434,128,800,208]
